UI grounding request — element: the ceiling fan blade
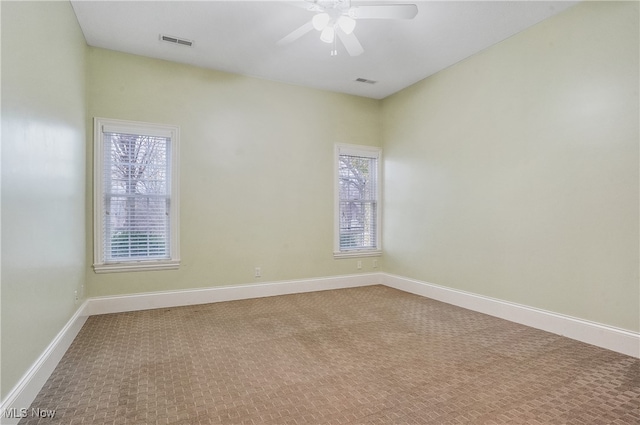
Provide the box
[277,21,315,46]
[336,28,364,57]
[350,4,418,20]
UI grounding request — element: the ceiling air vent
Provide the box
[160,34,193,47]
[355,78,377,84]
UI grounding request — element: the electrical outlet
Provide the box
[357,260,362,270]
[74,290,79,303]
[373,259,378,269]
[255,267,261,278]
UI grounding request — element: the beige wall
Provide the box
[382,1,639,331]
[1,1,87,398]
[85,48,382,297]
[2,0,638,404]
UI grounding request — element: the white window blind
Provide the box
[94,118,180,273]
[336,145,381,255]
[103,132,171,260]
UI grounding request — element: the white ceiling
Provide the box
[71,0,578,99]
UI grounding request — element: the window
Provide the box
[93,118,180,273]
[334,144,381,258]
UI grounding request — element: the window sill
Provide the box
[333,250,382,259]
[93,259,180,274]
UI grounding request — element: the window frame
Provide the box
[93,117,180,273]
[334,143,382,259]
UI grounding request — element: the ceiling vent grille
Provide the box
[355,78,377,84]
[160,34,193,47]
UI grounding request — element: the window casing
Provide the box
[93,118,180,273]
[334,144,382,258]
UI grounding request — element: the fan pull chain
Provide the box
[331,35,338,56]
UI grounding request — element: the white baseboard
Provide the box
[0,273,380,423]
[85,273,381,316]
[3,271,637,424]
[0,301,90,425]
[381,273,640,358]
[82,272,640,358]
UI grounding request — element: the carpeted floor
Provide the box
[20,285,640,424]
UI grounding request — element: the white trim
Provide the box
[0,275,378,422]
[101,121,174,138]
[336,144,381,159]
[93,259,180,274]
[85,273,381,316]
[0,302,90,425]
[333,250,382,259]
[92,117,180,273]
[381,273,640,358]
[3,272,637,423]
[334,143,382,255]
[85,272,640,358]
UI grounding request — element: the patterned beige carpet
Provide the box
[20,285,639,424]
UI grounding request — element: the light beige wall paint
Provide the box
[4,2,635,403]
[1,1,87,398]
[382,1,639,331]
[86,48,381,297]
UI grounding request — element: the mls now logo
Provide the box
[0,408,56,419]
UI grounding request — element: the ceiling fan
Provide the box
[277,0,418,56]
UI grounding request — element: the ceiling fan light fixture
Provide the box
[320,26,335,43]
[312,12,331,30]
[278,1,419,57]
[337,15,356,34]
